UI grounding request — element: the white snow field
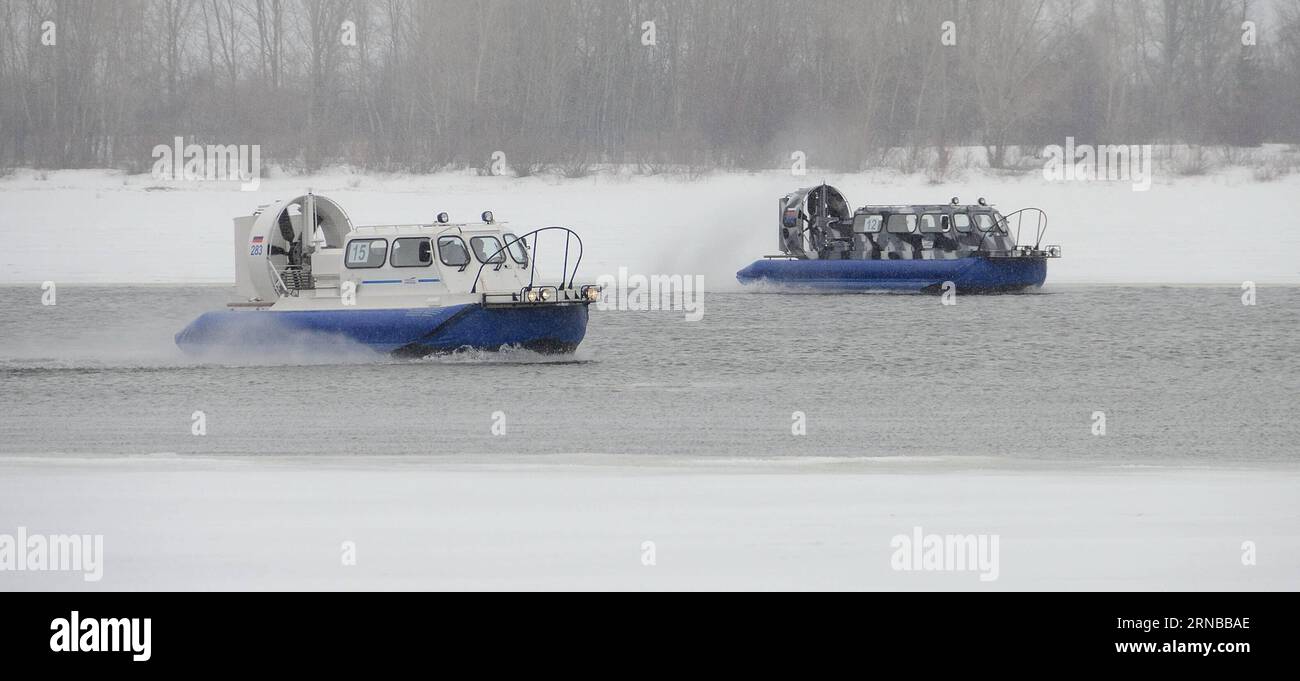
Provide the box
[1,163,1298,286]
[0,456,1295,591]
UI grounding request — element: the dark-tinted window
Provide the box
[438,236,470,267]
[502,232,529,265]
[470,236,505,264]
[919,214,946,233]
[344,239,387,268]
[853,214,882,233]
[886,214,917,234]
[391,238,432,267]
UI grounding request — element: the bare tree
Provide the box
[0,0,1294,172]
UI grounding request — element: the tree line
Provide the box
[0,0,1295,174]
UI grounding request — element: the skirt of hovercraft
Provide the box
[735,255,1046,293]
[175,303,590,356]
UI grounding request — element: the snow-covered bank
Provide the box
[1,456,1295,591]
[1,166,1298,285]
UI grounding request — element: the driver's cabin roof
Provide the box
[348,223,513,236]
[854,204,997,213]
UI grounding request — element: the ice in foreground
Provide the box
[1,456,1294,591]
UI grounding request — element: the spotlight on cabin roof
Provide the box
[978,197,988,206]
[950,197,960,205]
[436,212,450,224]
[481,210,494,224]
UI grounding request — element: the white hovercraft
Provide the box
[175,194,599,356]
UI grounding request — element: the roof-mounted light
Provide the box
[481,210,494,224]
[977,197,988,206]
[436,212,450,224]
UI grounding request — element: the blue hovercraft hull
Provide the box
[175,303,590,356]
[735,255,1046,292]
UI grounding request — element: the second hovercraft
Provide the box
[737,184,1061,293]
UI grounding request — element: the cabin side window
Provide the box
[470,236,506,264]
[952,213,972,233]
[390,237,432,267]
[886,214,917,233]
[437,236,470,268]
[919,214,946,233]
[974,213,998,232]
[344,238,388,268]
[853,213,882,233]
[502,232,529,266]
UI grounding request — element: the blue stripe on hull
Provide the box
[735,256,1047,292]
[175,303,589,355]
